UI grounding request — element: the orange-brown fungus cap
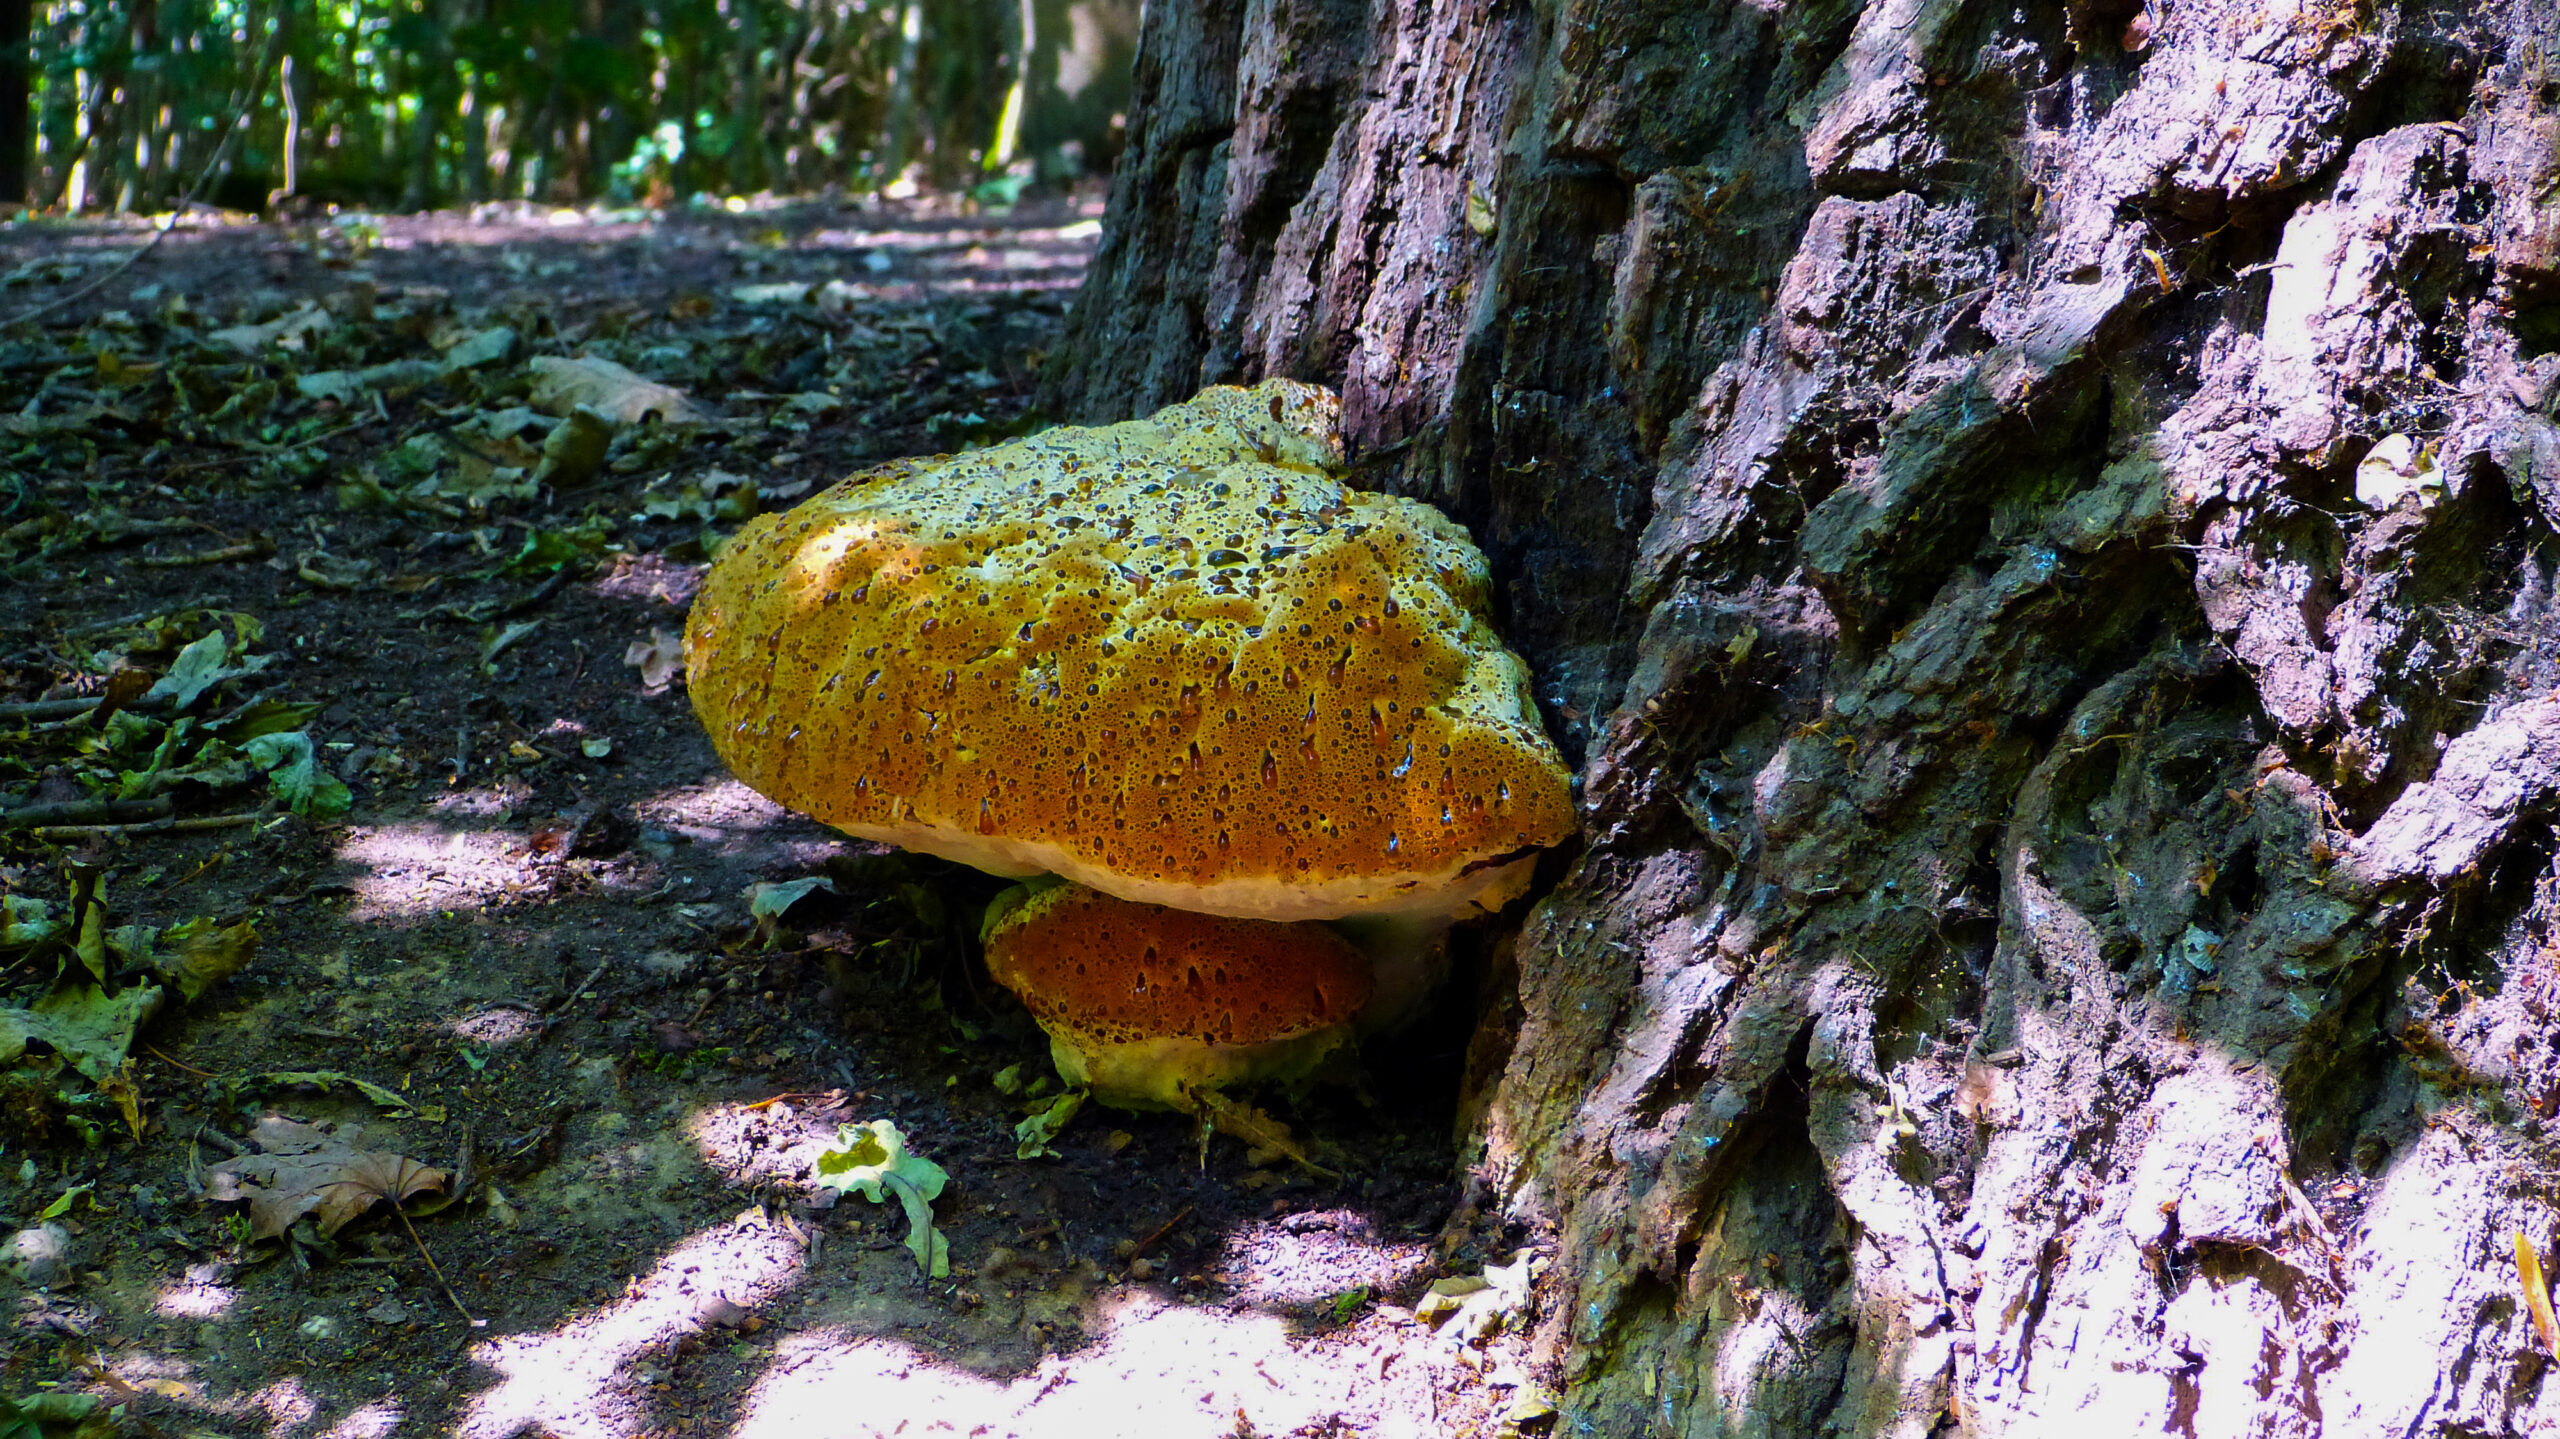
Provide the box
[684,378,1576,921]
[984,885,1373,1053]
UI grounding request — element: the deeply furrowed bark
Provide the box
[1050,0,2560,1432]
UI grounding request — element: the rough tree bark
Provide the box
[1050,0,2560,1434]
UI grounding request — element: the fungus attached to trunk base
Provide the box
[982,880,1373,1110]
[684,380,1577,1164]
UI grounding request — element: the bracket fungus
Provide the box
[685,379,1575,1139]
[981,881,1372,1111]
[684,378,1575,923]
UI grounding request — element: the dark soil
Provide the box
[0,197,1544,1437]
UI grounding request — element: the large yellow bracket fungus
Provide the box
[684,379,1576,924]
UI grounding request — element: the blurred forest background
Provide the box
[3,0,1137,213]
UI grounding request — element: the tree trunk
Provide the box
[0,0,28,206]
[1049,0,2560,1434]
[876,1,923,183]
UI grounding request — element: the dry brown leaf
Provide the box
[527,355,706,428]
[625,627,685,690]
[1187,1089,1338,1181]
[206,1116,449,1242]
[1954,1058,2019,1127]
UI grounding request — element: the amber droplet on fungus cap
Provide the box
[684,379,1577,922]
[983,882,1374,1107]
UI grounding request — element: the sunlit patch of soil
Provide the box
[460,1212,811,1439]
[738,1292,1512,1439]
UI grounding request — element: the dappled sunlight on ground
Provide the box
[316,1400,405,1439]
[737,1292,1461,1439]
[684,1097,850,1192]
[450,1004,545,1047]
[249,1376,320,1436]
[329,774,839,925]
[152,1263,240,1318]
[430,787,526,820]
[433,1113,1515,1439]
[626,776,808,851]
[805,217,1102,253]
[1214,1209,1437,1309]
[335,777,824,923]
[104,1354,408,1439]
[334,821,571,920]
[458,1210,810,1439]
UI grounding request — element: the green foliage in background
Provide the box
[27,0,1135,213]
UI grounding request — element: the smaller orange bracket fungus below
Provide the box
[685,379,1577,1154]
[982,881,1370,1109]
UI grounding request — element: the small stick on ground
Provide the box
[1132,1204,1193,1259]
[138,539,275,568]
[395,1201,481,1327]
[545,959,612,1015]
[33,812,264,840]
[1,796,174,829]
[0,695,170,721]
[164,419,376,476]
[148,1044,217,1078]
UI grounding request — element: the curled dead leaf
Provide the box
[206,1116,450,1243]
[528,355,707,429]
[626,628,686,691]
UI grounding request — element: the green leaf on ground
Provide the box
[0,897,58,949]
[153,918,259,1003]
[243,731,354,817]
[813,1119,950,1277]
[502,517,613,575]
[0,1389,105,1439]
[438,324,519,369]
[747,875,834,925]
[220,1070,436,1120]
[145,629,272,709]
[1013,1090,1085,1159]
[0,982,167,1083]
[477,619,543,670]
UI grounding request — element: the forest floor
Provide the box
[0,195,1549,1439]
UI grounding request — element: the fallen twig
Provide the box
[497,567,574,619]
[137,538,275,568]
[0,796,173,830]
[0,692,177,723]
[34,811,265,840]
[743,1089,846,1112]
[165,417,377,475]
[394,1201,481,1327]
[1132,1205,1193,1259]
[544,958,613,1015]
[147,1044,217,1078]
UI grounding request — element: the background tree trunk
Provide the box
[1048,0,2560,1433]
[0,0,28,206]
